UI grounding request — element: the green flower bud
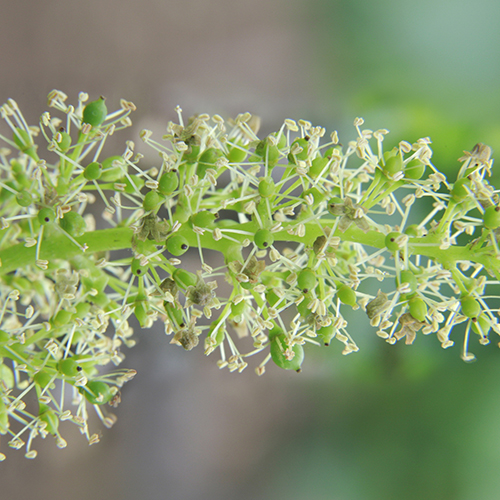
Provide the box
[254,228,274,249]
[82,96,107,127]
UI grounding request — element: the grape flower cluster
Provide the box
[0,90,499,459]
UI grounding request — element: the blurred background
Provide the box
[2,0,500,498]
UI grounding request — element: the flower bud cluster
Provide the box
[0,91,499,459]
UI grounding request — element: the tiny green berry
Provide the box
[191,210,216,228]
[385,231,403,252]
[80,380,113,405]
[143,190,161,212]
[483,205,500,230]
[461,296,481,318]
[55,130,71,152]
[408,296,427,322]
[472,313,491,336]
[309,156,329,179]
[60,211,86,237]
[166,234,189,256]
[337,284,357,307]
[0,329,10,346]
[58,358,82,377]
[397,270,418,294]
[134,301,149,327]
[255,137,280,167]
[404,224,421,237]
[317,324,336,346]
[173,268,198,288]
[84,161,102,180]
[197,148,223,178]
[451,177,471,202]
[230,299,246,318]
[258,177,275,198]
[301,187,327,207]
[100,156,125,182]
[288,137,309,163]
[82,96,107,127]
[382,148,403,175]
[53,309,72,326]
[73,302,91,319]
[158,171,179,195]
[227,144,248,163]
[297,268,317,294]
[404,158,425,180]
[34,370,54,390]
[12,128,33,152]
[16,190,33,207]
[38,207,55,225]
[254,228,274,249]
[131,258,148,276]
[39,407,59,435]
[270,334,304,372]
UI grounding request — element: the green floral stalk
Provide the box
[0,90,499,460]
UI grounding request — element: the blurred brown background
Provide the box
[2,0,500,499]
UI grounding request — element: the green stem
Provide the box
[0,218,498,279]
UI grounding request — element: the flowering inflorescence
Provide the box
[0,90,499,459]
